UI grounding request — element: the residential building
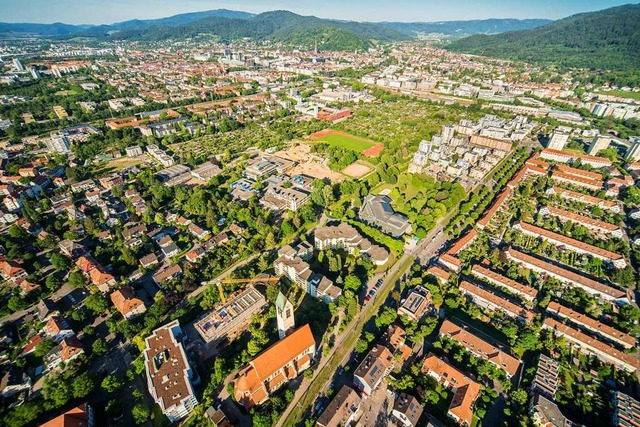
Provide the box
[427,265,450,284]
[314,222,389,266]
[547,132,570,151]
[126,146,143,157]
[459,281,534,321]
[353,344,395,396]
[0,366,31,397]
[542,317,640,372]
[531,354,560,399]
[144,321,198,423]
[477,187,512,229]
[439,319,521,378]
[40,404,94,427]
[540,148,612,168]
[45,337,84,370]
[546,186,619,213]
[613,392,640,427]
[315,385,362,427]
[546,301,635,349]
[261,184,310,212]
[153,264,183,287]
[471,265,538,302]
[194,285,267,351]
[587,135,612,155]
[505,247,626,301]
[530,394,579,427]
[110,287,147,320]
[398,285,432,321]
[46,134,70,153]
[539,205,622,238]
[43,316,74,343]
[191,161,222,181]
[234,324,315,409]
[392,393,424,427]
[512,221,626,268]
[359,195,410,237]
[275,244,341,304]
[422,354,481,427]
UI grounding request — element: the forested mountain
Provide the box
[107,11,408,50]
[0,9,253,37]
[381,19,551,37]
[0,22,90,36]
[446,4,640,70]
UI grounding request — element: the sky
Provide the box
[0,0,635,24]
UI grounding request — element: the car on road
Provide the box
[364,295,372,303]
[337,366,345,376]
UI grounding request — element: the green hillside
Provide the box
[446,4,640,70]
[109,11,407,50]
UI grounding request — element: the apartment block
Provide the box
[353,344,395,396]
[471,265,538,302]
[144,321,198,423]
[505,247,626,301]
[398,285,432,321]
[613,392,640,427]
[512,221,626,268]
[546,186,619,213]
[194,285,267,352]
[539,205,622,238]
[546,301,635,349]
[422,354,481,427]
[459,281,534,321]
[439,319,521,378]
[531,354,559,399]
[542,317,640,373]
[315,385,361,427]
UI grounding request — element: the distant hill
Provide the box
[108,11,408,51]
[0,9,253,37]
[381,18,552,37]
[0,22,90,37]
[446,4,640,70]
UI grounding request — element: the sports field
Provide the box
[309,130,384,156]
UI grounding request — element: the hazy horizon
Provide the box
[0,0,636,25]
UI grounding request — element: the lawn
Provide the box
[315,132,375,152]
[599,90,640,100]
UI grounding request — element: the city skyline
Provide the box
[0,0,635,25]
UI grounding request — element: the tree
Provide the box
[72,372,96,398]
[69,271,87,289]
[375,306,397,328]
[132,404,150,425]
[7,295,27,312]
[101,374,124,394]
[34,340,55,358]
[4,402,41,427]
[45,274,63,291]
[85,293,108,314]
[43,373,71,407]
[356,338,369,353]
[92,338,108,356]
[50,252,71,271]
[343,275,362,293]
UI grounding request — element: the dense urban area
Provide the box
[0,3,639,427]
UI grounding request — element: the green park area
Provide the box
[599,90,640,100]
[315,132,376,152]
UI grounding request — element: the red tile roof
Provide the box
[440,319,521,377]
[513,221,624,262]
[505,247,625,300]
[546,301,635,348]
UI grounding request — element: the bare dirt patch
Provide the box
[342,162,372,178]
[274,142,344,183]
